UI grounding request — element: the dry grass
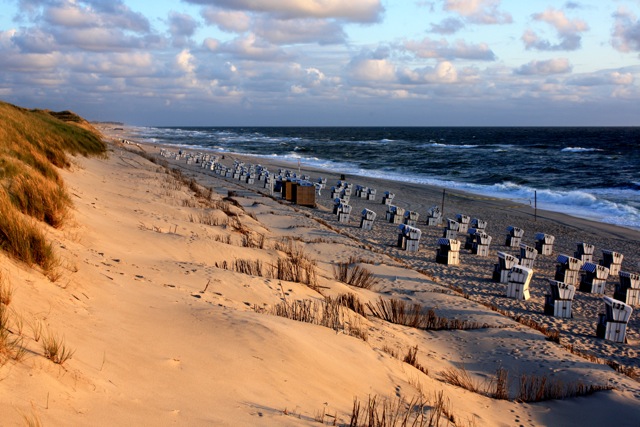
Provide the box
[349,392,454,427]
[270,297,368,341]
[367,298,491,331]
[188,211,226,226]
[233,259,263,276]
[334,293,367,316]
[517,373,613,402]
[272,238,317,288]
[439,365,612,402]
[403,345,428,375]
[0,101,105,269]
[0,189,57,272]
[334,257,380,290]
[0,304,27,364]
[8,172,70,228]
[42,331,75,365]
[440,365,483,394]
[0,271,13,306]
[242,233,265,249]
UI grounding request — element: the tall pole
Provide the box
[441,189,446,217]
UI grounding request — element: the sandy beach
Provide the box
[1,126,639,426]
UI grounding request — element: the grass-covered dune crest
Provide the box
[0,100,106,273]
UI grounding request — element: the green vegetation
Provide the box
[0,100,106,273]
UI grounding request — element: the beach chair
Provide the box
[506,265,533,300]
[518,243,537,269]
[426,205,442,226]
[392,207,405,224]
[473,231,491,257]
[470,218,487,231]
[404,211,419,227]
[574,242,595,263]
[544,280,575,318]
[596,297,633,343]
[579,262,609,294]
[367,188,377,201]
[385,205,397,222]
[330,185,342,199]
[464,227,477,250]
[443,218,459,240]
[600,250,624,276]
[337,203,352,223]
[614,271,640,306]
[398,224,422,252]
[505,226,524,247]
[436,238,460,265]
[382,191,395,205]
[535,233,555,256]
[455,214,471,234]
[493,251,518,283]
[555,254,583,286]
[360,209,376,230]
[316,177,327,191]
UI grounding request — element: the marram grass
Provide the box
[0,100,105,271]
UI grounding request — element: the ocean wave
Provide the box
[419,143,479,149]
[561,147,604,153]
[268,154,640,230]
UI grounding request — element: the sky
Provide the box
[0,0,639,126]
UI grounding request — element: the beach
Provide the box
[140,131,640,370]
[2,126,639,426]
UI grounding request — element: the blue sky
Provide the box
[1,0,639,126]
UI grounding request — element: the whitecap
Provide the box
[561,147,603,153]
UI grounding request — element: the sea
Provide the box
[128,126,640,231]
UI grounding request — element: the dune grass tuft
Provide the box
[270,297,368,341]
[42,331,75,365]
[0,271,13,306]
[0,189,57,271]
[367,297,490,331]
[349,392,454,427]
[334,257,380,290]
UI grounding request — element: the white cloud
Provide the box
[44,1,98,28]
[611,8,640,53]
[219,33,292,61]
[568,70,636,86]
[255,18,346,45]
[54,27,151,52]
[201,8,252,32]
[523,8,589,51]
[404,37,496,60]
[349,58,396,82]
[11,28,56,53]
[398,61,459,84]
[0,52,61,72]
[169,12,199,38]
[443,0,512,25]
[429,17,465,34]
[176,49,196,74]
[515,58,572,75]
[185,0,384,22]
[203,38,220,51]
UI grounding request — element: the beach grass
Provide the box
[367,297,491,331]
[42,330,75,365]
[349,392,454,427]
[0,100,106,271]
[334,257,380,290]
